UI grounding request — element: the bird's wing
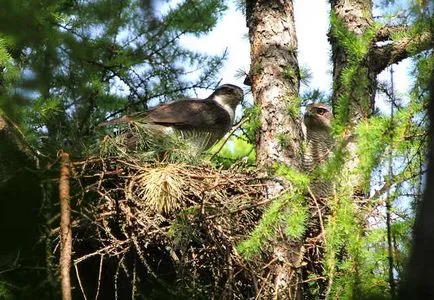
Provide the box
[144,100,231,130]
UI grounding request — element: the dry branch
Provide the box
[62,156,272,298]
[49,153,334,298]
[59,150,72,300]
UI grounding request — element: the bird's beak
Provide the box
[304,110,313,118]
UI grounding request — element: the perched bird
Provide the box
[303,103,334,171]
[100,84,244,152]
[303,103,334,198]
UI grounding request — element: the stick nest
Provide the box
[66,156,274,299]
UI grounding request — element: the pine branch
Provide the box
[367,26,432,74]
[0,113,41,186]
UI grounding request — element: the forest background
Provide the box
[0,0,432,299]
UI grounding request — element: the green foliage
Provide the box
[301,89,328,105]
[284,95,301,118]
[0,37,20,120]
[208,134,255,168]
[0,281,14,300]
[329,12,380,128]
[283,194,309,239]
[27,96,62,123]
[237,195,286,259]
[0,0,228,157]
[274,164,310,191]
[168,0,227,34]
[394,11,433,55]
[322,183,391,299]
[0,38,18,84]
[412,54,434,92]
[242,104,261,143]
[299,66,312,86]
[282,65,298,83]
[276,132,289,148]
[356,115,390,189]
[330,12,379,62]
[238,166,309,259]
[324,197,412,299]
[237,194,308,259]
[325,5,432,298]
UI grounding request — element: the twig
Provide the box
[386,66,396,298]
[308,187,327,247]
[95,255,104,300]
[210,117,250,160]
[74,263,89,300]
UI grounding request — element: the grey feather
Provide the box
[303,103,334,198]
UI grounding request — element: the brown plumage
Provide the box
[100,84,244,152]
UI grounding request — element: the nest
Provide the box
[52,123,330,299]
[65,156,275,299]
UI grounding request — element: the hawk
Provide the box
[100,84,244,152]
[303,103,334,198]
[303,103,334,171]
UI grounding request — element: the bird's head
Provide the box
[211,84,244,110]
[209,84,243,124]
[304,103,333,129]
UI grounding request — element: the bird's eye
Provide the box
[316,108,326,115]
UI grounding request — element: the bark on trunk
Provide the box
[329,0,376,201]
[247,1,303,298]
[59,151,72,300]
[248,0,303,172]
[331,0,375,122]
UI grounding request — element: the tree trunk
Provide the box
[248,0,303,172]
[329,0,432,297]
[329,0,376,198]
[331,0,375,121]
[247,0,303,298]
[330,0,431,179]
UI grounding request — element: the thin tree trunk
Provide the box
[330,0,376,198]
[59,151,72,300]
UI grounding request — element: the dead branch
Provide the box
[59,150,72,300]
[49,154,341,299]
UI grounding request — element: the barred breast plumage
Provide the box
[303,103,334,198]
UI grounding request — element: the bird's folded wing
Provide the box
[144,100,231,130]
